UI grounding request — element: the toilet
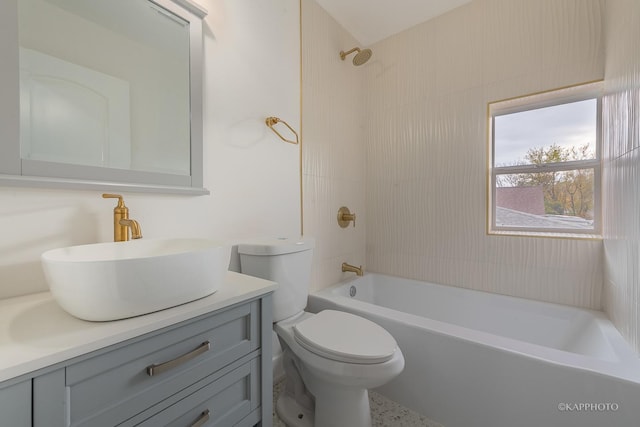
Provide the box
[238,237,404,427]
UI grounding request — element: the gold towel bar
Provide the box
[265,116,299,144]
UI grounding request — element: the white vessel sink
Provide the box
[41,238,231,321]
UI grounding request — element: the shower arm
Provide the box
[339,47,360,60]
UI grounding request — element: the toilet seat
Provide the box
[293,310,397,364]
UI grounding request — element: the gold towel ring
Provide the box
[265,116,299,144]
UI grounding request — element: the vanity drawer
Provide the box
[134,357,260,427]
[67,301,260,426]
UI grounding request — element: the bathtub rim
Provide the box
[310,273,640,386]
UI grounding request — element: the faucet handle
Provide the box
[337,206,356,228]
[102,193,126,209]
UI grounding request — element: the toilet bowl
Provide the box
[238,238,404,427]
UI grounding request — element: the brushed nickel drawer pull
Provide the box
[146,341,210,377]
[190,409,210,427]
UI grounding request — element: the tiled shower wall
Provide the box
[602,0,640,352]
[362,0,605,309]
[301,0,366,292]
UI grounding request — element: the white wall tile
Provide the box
[302,0,366,290]
[305,0,611,315]
[602,0,640,354]
[363,0,605,309]
[482,0,545,86]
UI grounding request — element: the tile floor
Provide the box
[272,380,443,427]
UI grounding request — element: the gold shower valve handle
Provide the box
[337,206,356,228]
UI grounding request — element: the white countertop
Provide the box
[0,271,276,383]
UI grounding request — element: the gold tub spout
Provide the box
[342,262,364,276]
[119,218,143,240]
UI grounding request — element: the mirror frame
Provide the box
[0,0,208,195]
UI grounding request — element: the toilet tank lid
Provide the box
[237,237,315,256]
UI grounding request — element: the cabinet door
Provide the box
[33,369,66,427]
[0,380,31,427]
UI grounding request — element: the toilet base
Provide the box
[276,394,314,427]
[276,383,372,427]
[305,378,372,427]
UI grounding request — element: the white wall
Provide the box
[0,0,301,300]
[602,0,640,353]
[362,0,605,309]
[301,0,366,291]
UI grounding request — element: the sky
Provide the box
[493,99,597,166]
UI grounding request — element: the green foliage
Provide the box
[544,200,564,215]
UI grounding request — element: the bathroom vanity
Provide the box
[0,272,276,426]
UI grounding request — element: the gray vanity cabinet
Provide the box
[66,300,261,426]
[0,380,31,426]
[2,294,273,427]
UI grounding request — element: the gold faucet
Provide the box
[102,194,143,242]
[342,262,364,276]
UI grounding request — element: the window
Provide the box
[488,82,602,236]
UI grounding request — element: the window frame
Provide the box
[488,82,603,237]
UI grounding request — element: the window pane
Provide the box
[495,169,595,230]
[494,99,597,166]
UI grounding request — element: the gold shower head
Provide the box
[339,47,372,66]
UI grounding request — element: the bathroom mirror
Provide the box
[0,0,207,194]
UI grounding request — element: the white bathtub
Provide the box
[307,273,640,427]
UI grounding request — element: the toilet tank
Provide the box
[238,237,315,322]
